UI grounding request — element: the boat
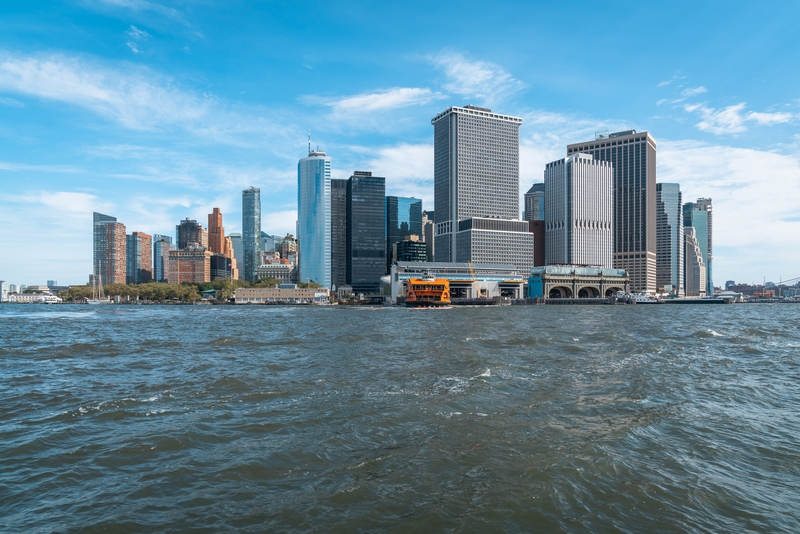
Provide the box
[86,275,111,304]
[405,273,451,307]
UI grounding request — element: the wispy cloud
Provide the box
[684,102,794,134]
[657,72,687,87]
[310,87,447,113]
[0,95,24,107]
[681,86,707,97]
[126,25,150,40]
[94,0,190,26]
[430,51,525,105]
[126,42,141,54]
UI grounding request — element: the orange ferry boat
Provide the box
[405,273,451,307]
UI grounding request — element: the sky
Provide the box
[1,0,799,287]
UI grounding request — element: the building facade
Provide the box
[432,105,523,262]
[656,183,684,296]
[167,245,212,284]
[684,226,707,296]
[524,182,545,221]
[346,171,385,293]
[385,196,422,272]
[126,232,153,284]
[176,218,207,250]
[208,208,225,254]
[330,178,348,290]
[422,210,435,262]
[544,153,613,268]
[93,212,127,285]
[455,218,535,273]
[152,235,173,283]
[242,186,261,281]
[567,130,657,293]
[684,198,713,294]
[527,265,629,299]
[394,239,428,264]
[298,150,331,287]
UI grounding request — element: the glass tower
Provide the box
[152,234,173,283]
[656,183,684,296]
[385,196,422,273]
[297,150,331,287]
[347,171,385,293]
[683,198,712,294]
[523,183,545,221]
[242,187,261,281]
[330,179,348,290]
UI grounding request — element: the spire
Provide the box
[308,129,311,156]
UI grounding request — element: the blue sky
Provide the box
[1,0,799,287]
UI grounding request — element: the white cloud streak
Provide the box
[314,87,447,113]
[683,102,794,134]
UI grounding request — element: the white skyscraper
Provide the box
[544,153,613,267]
[431,105,532,268]
[297,149,331,288]
[684,226,707,296]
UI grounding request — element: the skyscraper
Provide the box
[176,218,207,250]
[330,178,348,290]
[431,105,531,266]
[656,183,684,296]
[208,208,225,254]
[297,149,331,287]
[126,232,153,284]
[93,212,126,285]
[544,153,613,267]
[242,187,261,281]
[567,130,657,293]
[347,171,385,293]
[152,234,173,283]
[683,198,713,294]
[523,183,545,221]
[684,226,707,296]
[228,232,243,275]
[385,196,422,272]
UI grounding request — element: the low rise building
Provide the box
[391,261,528,303]
[527,265,629,299]
[234,286,330,304]
[167,245,212,284]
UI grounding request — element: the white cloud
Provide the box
[681,86,707,97]
[95,0,190,26]
[684,102,795,134]
[659,140,800,282]
[126,42,141,54]
[262,210,298,237]
[315,87,446,113]
[126,25,150,40]
[430,51,525,105]
[353,143,434,205]
[0,95,23,107]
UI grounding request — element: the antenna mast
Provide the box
[308,129,311,155]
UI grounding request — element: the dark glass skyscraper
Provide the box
[330,178,348,290]
[152,234,173,283]
[385,196,422,273]
[242,186,261,281]
[346,171,385,293]
[567,130,657,293]
[656,183,684,295]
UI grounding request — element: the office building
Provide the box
[126,231,153,284]
[210,254,232,280]
[524,183,545,221]
[385,196,422,272]
[684,227,707,296]
[432,105,524,262]
[176,218,207,250]
[394,238,428,264]
[276,234,298,264]
[242,187,261,281]
[684,198,713,293]
[331,178,348,290]
[208,208,225,254]
[260,232,275,253]
[656,183,684,296]
[422,210,435,262]
[347,171,385,293]
[567,130,657,293]
[0,281,7,302]
[455,218,534,272]
[167,245,212,284]
[529,220,545,267]
[228,233,243,274]
[225,236,239,280]
[298,149,331,287]
[152,235,173,283]
[93,212,127,285]
[544,153,613,267]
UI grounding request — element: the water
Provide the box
[1,304,799,532]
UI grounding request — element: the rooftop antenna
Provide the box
[308,129,311,155]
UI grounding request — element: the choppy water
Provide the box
[1,303,799,532]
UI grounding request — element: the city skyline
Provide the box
[1,2,799,285]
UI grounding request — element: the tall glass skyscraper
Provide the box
[297,149,331,287]
[330,178,348,290]
[347,171,385,293]
[242,187,261,281]
[656,183,684,296]
[684,198,713,294]
[523,183,545,221]
[385,196,422,273]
